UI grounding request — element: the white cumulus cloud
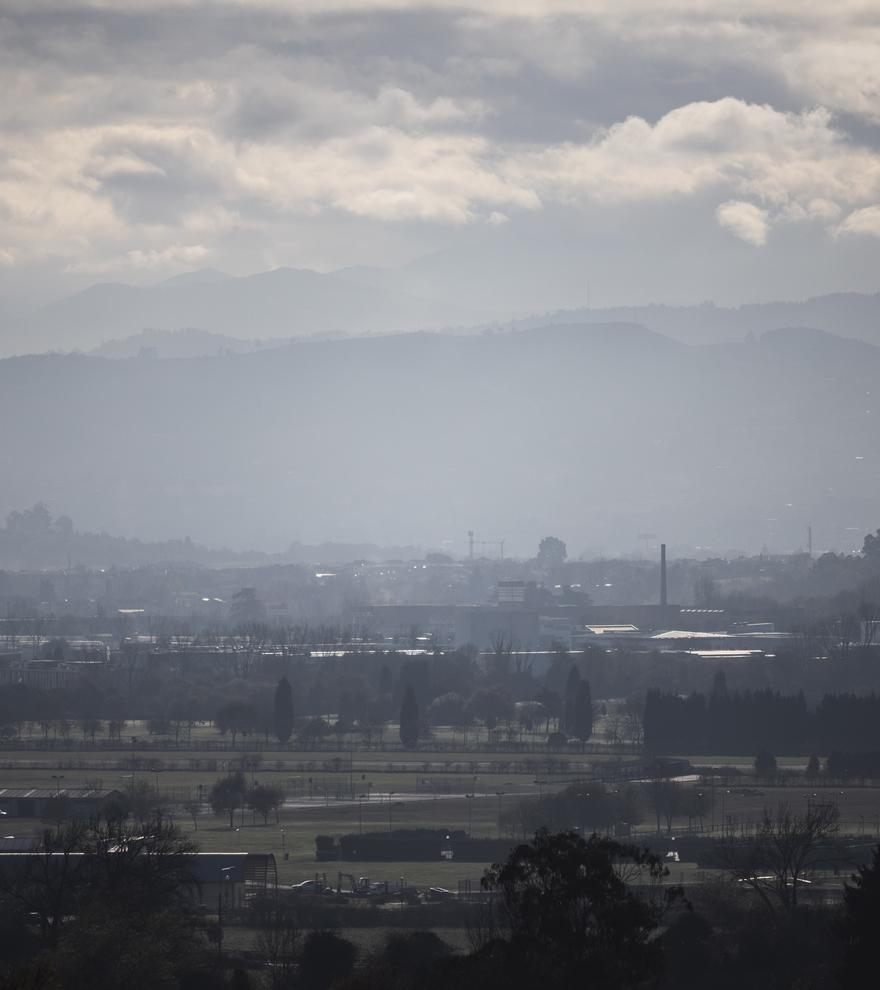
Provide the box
[716,200,769,245]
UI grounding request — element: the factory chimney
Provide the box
[660,543,667,609]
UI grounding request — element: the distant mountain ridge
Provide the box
[495,293,880,346]
[0,321,877,556]
[4,258,880,358]
[2,266,487,357]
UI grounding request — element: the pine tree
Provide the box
[399,684,419,749]
[563,665,581,732]
[571,680,593,740]
[273,677,294,744]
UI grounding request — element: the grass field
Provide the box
[3,736,880,891]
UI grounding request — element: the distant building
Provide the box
[0,787,126,819]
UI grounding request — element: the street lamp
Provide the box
[217,866,234,962]
[465,794,475,835]
[496,791,505,838]
[51,774,64,796]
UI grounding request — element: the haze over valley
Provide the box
[1,317,877,557]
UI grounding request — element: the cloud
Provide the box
[126,244,210,268]
[716,200,769,245]
[2,1,880,289]
[836,204,880,238]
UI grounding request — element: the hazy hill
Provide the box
[8,253,880,359]
[90,328,281,360]
[3,267,486,356]
[0,322,877,556]
[494,293,880,346]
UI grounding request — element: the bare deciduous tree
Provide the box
[718,800,840,914]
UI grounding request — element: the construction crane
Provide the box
[468,530,505,561]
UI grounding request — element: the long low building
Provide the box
[0,851,277,909]
[0,787,126,819]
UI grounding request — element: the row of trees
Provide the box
[207,772,285,827]
[644,676,880,754]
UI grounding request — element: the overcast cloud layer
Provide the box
[3,1,880,309]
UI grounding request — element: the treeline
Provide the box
[645,675,880,754]
[0,501,258,568]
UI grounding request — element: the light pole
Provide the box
[495,791,504,838]
[465,794,474,835]
[217,866,234,963]
[51,774,64,796]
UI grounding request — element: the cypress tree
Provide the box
[571,680,593,741]
[273,676,294,743]
[399,684,419,749]
[563,665,581,732]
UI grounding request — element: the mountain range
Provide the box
[0,321,876,557]
[2,266,488,357]
[5,259,880,359]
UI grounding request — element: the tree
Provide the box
[254,903,300,989]
[466,687,513,730]
[273,677,294,744]
[481,829,679,987]
[209,772,248,828]
[248,783,285,825]
[230,587,266,625]
[563,665,581,733]
[427,692,467,726]
[399,684,419,749]
[754,748,778,781]
[299,930,358,990]
[536,536,567,568]
[838,844,880,985]
[182,799,201,831]
[216,699,257,746]
[571,680,593,741]
[719,800,840,914]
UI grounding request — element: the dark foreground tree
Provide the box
[0,816,210,989]
[838,844,880,986]
[274,676,294,743]
[477,828,681,988]
[399,684,419,749]
[299,930,358,990]
[718,800,840,915]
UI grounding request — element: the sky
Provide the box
[3,1,880,310]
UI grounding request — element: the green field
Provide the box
[3,736,880,891]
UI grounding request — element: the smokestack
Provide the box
[660,543,667,609]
